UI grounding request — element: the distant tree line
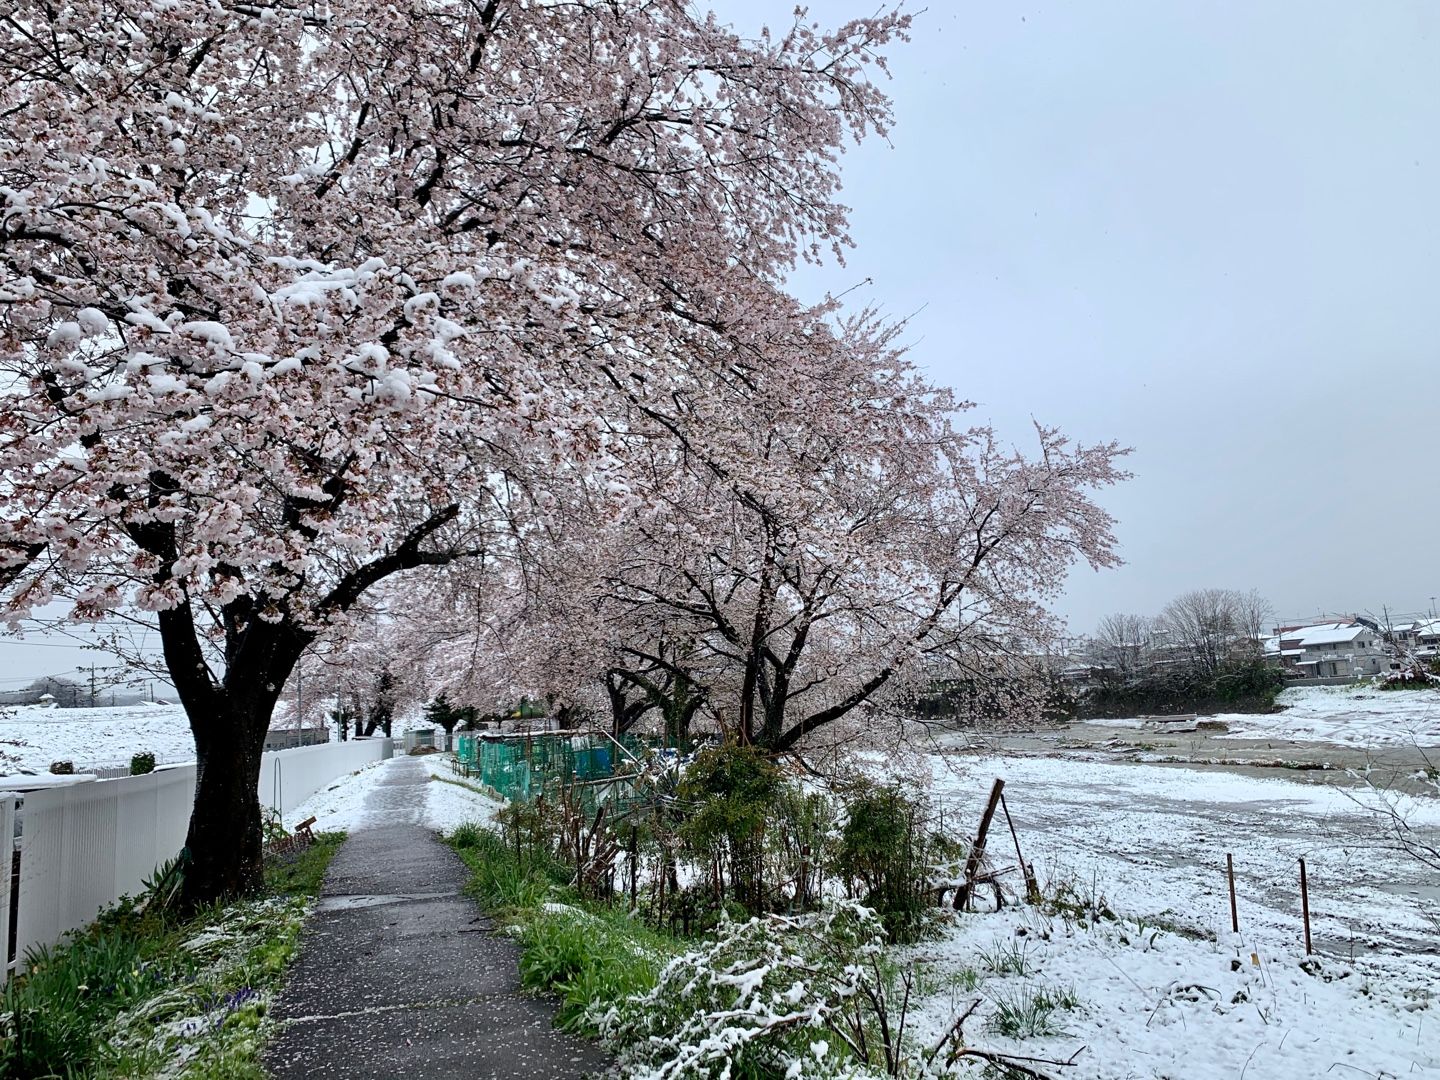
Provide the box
[0,674,151,709]
[1077,588,1284,717]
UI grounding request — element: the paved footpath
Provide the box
[265,755,611,1079]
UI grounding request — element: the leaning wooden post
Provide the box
[999,791,1040,904]
[1299,858,1313,955]
[955,778,1005,911]
[1226,853,1239,934]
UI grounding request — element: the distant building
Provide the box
[1277,622,1388,679]
[1387,618,1440,660]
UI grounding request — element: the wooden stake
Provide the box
[955,778,1005,911]
[1299,858,1313,955]
[1226,853,1239,934]
[999,791,1040,904]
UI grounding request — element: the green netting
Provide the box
[452,731,658,813]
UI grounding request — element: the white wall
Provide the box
[0,794,13,975]
[257,737,393,816]
[7,737,392,981]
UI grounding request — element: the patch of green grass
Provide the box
[0,836,345,1079]
[986,983,1082,1039]
[264,831,344,897]
[446,820,679,1037]
[979,938,1033,976]
[518,904,671,1035]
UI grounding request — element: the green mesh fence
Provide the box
[453,731,657,813]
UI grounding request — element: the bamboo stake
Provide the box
[955,779,1005,911]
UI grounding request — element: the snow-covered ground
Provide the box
[0,701,440,775]
[1216,684,1440,747]
[283,753,500,834]
[1084,683,1440,748]
[914,753,1439,1078]
[0,702,195,773]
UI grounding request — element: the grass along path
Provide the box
[0,834,343,1079]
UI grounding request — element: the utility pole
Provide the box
[75,663,104,707]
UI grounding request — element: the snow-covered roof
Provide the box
[1290,623,1367,646]
[1278,621,1345,639]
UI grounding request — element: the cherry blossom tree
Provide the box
[0,0,910,904]
[469,317,1127,753]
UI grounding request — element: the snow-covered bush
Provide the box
[1378,665,1440,690]
[594,901,888,1080]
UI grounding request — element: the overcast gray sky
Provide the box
[713,0,1440,632]
[4,1,1438,688]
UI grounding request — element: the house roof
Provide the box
[1290,623,1368,647]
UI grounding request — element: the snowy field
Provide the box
[911,753,1439,1078]
[1215,683,1440,747]
[0,701,433,774]
[1086,683,1440,748]
[0,702,196,773]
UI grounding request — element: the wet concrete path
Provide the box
[265,755,610,1079]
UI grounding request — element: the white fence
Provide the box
[6,737,392,981]
[1,794,13,975]
[257,736,393,817]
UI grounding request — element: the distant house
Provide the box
[1388,618,1440,660]
[1277,622,1388,679]
[1421,620,1440,659]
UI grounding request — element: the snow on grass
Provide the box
[919,753,1439,1078]
[0,702,195,773]
[283,757,392,832]
[420,752,503,832]
[902,904,1436,1080]
[932,754,1439,953]
[1216,683,1440,747]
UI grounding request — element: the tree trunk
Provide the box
[181,705,269,906]
[155,598,303,911]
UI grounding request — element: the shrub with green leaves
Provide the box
[129,751,157,775]
[675,744,782,914]
[833,782,960,944]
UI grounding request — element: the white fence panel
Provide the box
[1,794,14,984]
[11,737,393,972]
[258,736,392,817]
[14,765,195,968]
